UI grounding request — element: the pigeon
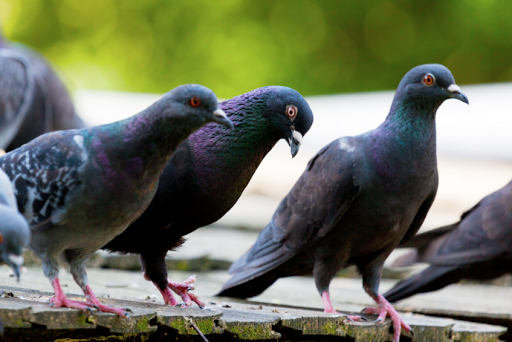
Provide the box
[0,84,232,317]
[0,34,86,151]
[0,168,30,280]
[0,49,36,149]
[103,86,314,307]
[384,180,512,303]
[218,64,468,342]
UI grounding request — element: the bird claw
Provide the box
[343,315,367,323]
[124,308,134,313]
[373,317,384,324]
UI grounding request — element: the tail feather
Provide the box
[399,224,457,249]
[391,250,418,267]
[384,265,461,302]
[217,270,280,299]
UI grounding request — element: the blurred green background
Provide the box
[1,0,511,98]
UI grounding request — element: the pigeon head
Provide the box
[159,84,233,129]
[392,64,468,114]
[262,86,314,157]
[0,206,30,280]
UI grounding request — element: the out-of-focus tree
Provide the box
[0,0,511,97]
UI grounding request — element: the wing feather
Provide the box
[0,131,87,230]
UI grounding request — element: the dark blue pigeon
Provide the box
[385,180,512,303]
[103,86,314,307]
[0,33,85,151]
[0,84,232,317]
[219,64,468,342]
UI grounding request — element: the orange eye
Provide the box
[286,105,297,118]
[0,233,3,244]
[190,97,201,107]
[422,74,435,87]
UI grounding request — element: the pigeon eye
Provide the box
[190,97,201,107]
[0,233,3,244]
[422,74,435,87]
[286,105,298,118]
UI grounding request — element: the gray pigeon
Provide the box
[0,84,232,317]
[0,34,86,151]
[219,64,468,342]
[385,180,512,302]
[0,167,30,280]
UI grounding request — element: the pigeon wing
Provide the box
[228,138,361,281]
[428,182,512,266]
[0,130,87,231]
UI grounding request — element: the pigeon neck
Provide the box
[188,106,277,194]
[120,107,195,169]
[371,99,438,170]
[89,107,198,185]
[381,98,438,142]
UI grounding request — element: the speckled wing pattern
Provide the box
[228,138,361,281]
[0,49,35,149]
[0,130,87,230]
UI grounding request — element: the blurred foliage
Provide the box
[1,0,511,98]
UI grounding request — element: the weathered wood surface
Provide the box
[0,286,506,342]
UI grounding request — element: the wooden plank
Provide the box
[0,298,32,328]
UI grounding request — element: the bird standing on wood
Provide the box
[218,64,469,342]
[0,32,86,151]
[0,168,30,280]
[0,84,232,317]
[384,180,512,303]
[103,86,314,308]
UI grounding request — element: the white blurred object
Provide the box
[75,82,512,160]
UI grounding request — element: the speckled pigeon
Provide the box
[0,167,30,280]
[218,65,469,342]
[103,86,314,307]
[0,34,85,151]
[385,180,512,303]
[0,84,232,317]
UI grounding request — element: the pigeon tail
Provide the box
[384,265,459,302]
[217,269,281,299]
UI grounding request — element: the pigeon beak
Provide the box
[287,128,303,158]
[8,254,23,281]
[447,84,469,104]
[212,108,234,129]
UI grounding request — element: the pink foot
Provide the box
[168,275,204,308]
[362,294,413,342]
[82,285,130,317]
[50,279,93,313]
[157,286,179,306]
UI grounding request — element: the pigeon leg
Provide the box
[69,256,129,317]
[168,275,205,308]
[81,285,129,317]
[359,258,413,342]
[140,253,182,306]
[362,293,413,341]
[49,278,93,313]
[321,291,338,313]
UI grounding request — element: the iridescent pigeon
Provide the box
[103,86,314,307]
[219,65,468,342]
[0,84,232,317]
